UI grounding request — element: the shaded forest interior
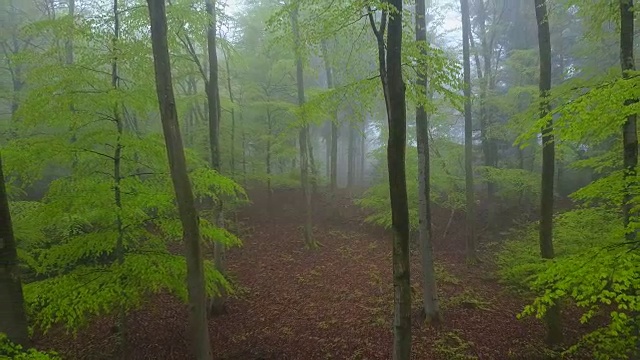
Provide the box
[0,0,638,359]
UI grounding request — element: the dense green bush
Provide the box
[498,207,640,358]
[0,334,60,360]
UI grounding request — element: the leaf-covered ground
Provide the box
[35,189,590,359]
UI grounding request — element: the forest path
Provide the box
[36,188,581,359]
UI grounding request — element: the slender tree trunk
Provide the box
[368,1,411,357]
[111,0,127,350]
[535,0,562,346]
[360,117,366,185]
[619,1,640,353]
[387,1,411,356]
[291,4,314,248]
[477,0,497,207]
[146,1,212,359]
[307,128,318,193]
[221,45,236,176]
[415,0,440,323]
[205,0,227,315]
[0,154,29,347]
[620,0,638,239]
[461,0,477,263]
[321,40,338,191]
[266,109,273,206]
[347,123,356,189]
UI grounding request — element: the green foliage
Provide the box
[0,334,60,360]
[2,1,245,336]
[498,207,640,358]
[477,167,540,208]
[358,139,465,230]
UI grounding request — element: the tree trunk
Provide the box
[476,0,498,208]
[368,0,412,357]
[266,109,273,207]
[535,0,563,346]
[620,0,638,240]
[415,0,440,323]
[360,117,366,185]
[461,0,477,263]
[110,0,127,349]
[205,0,227,315]
[347,123,356,189]
[221,44,236,176]
[291,5,314,248]
[146,2,212,359]
[0,154,29,347]
[321,40,338,191]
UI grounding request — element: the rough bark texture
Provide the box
[415,0,440,323]
[146,1,212,358]
[620,0,638,240]
[461,0,477,262]
[0,154,29,347]
[385,0,412,358]
[291,5,314,247]
[535,0,563,346]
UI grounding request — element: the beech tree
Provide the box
[291,3,314,248]
[0,152,29,347]
[460,0,477,263]
[619,0,638,240]
[534,0,562,345]
[415,0,439,323]
[368,0,411,357]
[146,0,212,358]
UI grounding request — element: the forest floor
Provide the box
[36,188,590,359]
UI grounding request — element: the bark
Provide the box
[387,1,411,355]
[321,40,338,191]
[368,0,412,357]
[266,109,273,206]
[221,44,236,176]
[0,154,29,347]
[146,1,212,359]
[347,122,356,189]
[415,0,440,323]
[205,0,227,315]
[205,0,221,171]
[620,0,638,240]
[476,0,498,205]
[461,0,477,262]
[535,0,563,346]
[291,5,314,248]
[111,0,127,349]
[360,118,366,184]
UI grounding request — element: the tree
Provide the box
[415,0,440,323]
[321,39,338,191]
[146,0,213,358]
[368,0,411,357]
[460,0,477,263]
[290,3,314,248]
[534,0,562,346]
[0,152,29,347]
[619,0,638,240]
[205,0,227,317]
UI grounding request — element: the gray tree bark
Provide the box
[415,0,440,323]
[0,153,29,347]
[146,1,212,358]
[461,0,477,263]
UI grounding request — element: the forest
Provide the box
[0,0,638,359]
